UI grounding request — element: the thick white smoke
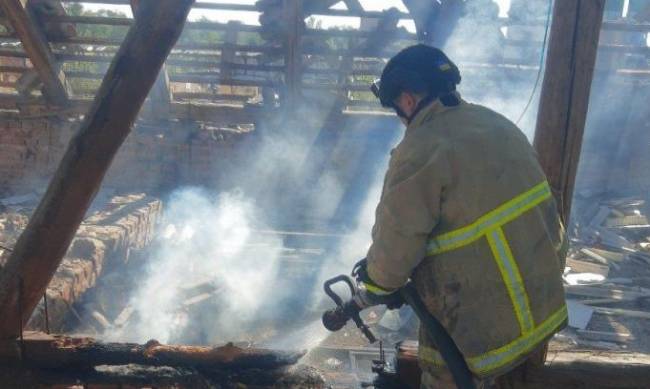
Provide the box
[448,0,551,139]
[102,0,554,350]
[105,189,285,344]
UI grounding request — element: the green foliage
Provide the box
[64,4,129,40]
[178,16,224,46]
[240,32,265,46]
[61,3,128,94]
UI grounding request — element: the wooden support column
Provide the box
[0,0,69,104]
[221,21,239,83]
[130,0,173,120]
[533,0,606,222]
[0,0,194,339]
[283,0,302,108]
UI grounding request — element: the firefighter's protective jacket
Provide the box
[366,96,568,378]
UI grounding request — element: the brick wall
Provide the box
[3,94,648,204]
[0,116,254,196]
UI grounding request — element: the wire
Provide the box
[1,243,51,335]
[515,0,553,125]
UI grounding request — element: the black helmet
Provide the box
[371,44,461,109]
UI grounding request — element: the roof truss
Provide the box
[0,0,69,105]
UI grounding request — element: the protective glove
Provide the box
[352,258,404,310]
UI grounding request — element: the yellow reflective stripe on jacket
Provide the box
[419,304,568,374]
[363,282,394,296]
[486,227,534,334]
[427,181,551,255]
[420,180,561,376]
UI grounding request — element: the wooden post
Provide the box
[130,0,173,120]
[533,0,606,222]
[0,0,194,339]
[283,0,302,108]
[221,21,239,83]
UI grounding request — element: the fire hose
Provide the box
[322,273,476,389]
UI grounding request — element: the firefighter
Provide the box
[358,44,568,388]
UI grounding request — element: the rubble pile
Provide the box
[561,196,650,351]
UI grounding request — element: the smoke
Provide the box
[103,128,395,347]
[104,188,286,344]
[101,0,566,350]
[447,0,551,139]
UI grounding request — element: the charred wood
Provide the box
[0,332,305,370]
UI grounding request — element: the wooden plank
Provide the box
[593,306,650,319]
[0,332,304,370]
[0,65,28,73]
[566,257,610,276]
[283,0,302,108]
[0,94,256,122]
[564,284,650,301]
[532,0,605,221]
[0,0,194,339]
[576,329,632,343]
[0,48,29,58]
[57,0,409,18]
[68,0,621,23]
[0,0,69,104]
[52,52,650,78]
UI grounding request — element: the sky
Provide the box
[81,0,513,31]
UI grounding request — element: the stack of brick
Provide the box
[23,194,162,333]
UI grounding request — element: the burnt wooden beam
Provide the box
[533,0,606,222]
[0,332,304,370]
[0,0,69,104]
[1,366,325,388]
[130,0,172,118]
[0,0,194,339]
[283,0,303,108]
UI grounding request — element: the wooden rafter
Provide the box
[0,0,69,104]
[130,0,172,119]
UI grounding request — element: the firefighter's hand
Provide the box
[352,258,404,310]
